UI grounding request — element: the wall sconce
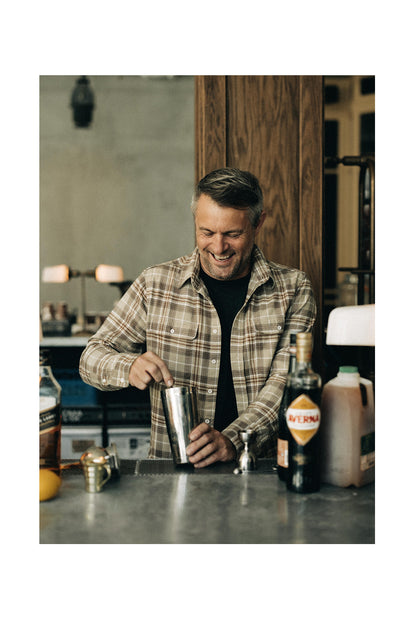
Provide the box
[70,76,95,128]
[42,264,124,335]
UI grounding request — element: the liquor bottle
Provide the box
[277,332,298,481]
[39,349,62,475]
[285,333,321,493]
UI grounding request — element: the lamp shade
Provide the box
[326,304,375,346]
[95,264,124,283]
[42,264,70,283]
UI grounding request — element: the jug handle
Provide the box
[359,383,368,406]
[98,464,112,491]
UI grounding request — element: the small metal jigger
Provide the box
[80,446,115,493]
[235,429,257,473]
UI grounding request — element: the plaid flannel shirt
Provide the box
[79,246,316,458]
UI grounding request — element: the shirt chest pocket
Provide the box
[147,313,199,383]
[253,313,285,337]
[162,321,198,341]
[147,307,199,349]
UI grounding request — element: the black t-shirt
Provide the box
[200,268,250,431]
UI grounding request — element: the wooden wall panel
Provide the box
[227,75,300,268]
[299,76,324,364]
[194,76,227,181]
[194,75,324,370]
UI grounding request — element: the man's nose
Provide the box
[211,235,228,254]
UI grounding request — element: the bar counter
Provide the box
[39,459,374,544]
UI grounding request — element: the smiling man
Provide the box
[80,168,316,467]
[194,193,265,281]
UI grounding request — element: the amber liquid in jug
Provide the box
[320,366,374,488]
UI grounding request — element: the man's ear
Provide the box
[255,211,267,235]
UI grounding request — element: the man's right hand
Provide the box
[128,351,174,390]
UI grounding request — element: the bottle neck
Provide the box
[296,353,313,367]
[287,346,297,373]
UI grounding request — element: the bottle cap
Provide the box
[295,332,313,362]
[339,366,359,373]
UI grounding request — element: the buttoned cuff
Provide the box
[222,428,243,453]
[99,353,138,389]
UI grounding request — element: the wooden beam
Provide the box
[194,76,227,182]
[299,75,324,370]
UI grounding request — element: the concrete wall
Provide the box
[40,75,195,317]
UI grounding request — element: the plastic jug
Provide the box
[320,366,374,487]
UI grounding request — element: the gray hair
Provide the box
[191,168,264,227]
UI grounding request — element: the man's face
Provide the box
[194,193,265,281]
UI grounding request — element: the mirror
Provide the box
[40,75,195,326]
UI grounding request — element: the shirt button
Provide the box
[207,389,213,394]
[213,329,218,334]
[102,378,107,385]
[211,359,217,364]
[170,328,175,334]
[277,325,282,331]
[204,418,211,425]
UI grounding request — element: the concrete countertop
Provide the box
[39,460,374,544]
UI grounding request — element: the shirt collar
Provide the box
[249,245,274,288]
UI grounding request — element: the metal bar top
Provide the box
[40,459,374,544]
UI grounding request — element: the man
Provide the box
[79,168,316,468]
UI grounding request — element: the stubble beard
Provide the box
[201,251,251,281]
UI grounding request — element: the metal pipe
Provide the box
[325,155,375,304]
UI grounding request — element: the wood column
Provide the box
[195,75,324,370]
[194,76,227,180]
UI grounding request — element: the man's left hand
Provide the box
[186,422,237,468]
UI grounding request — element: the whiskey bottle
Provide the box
[285,333,321,493]
[39,349,62,475]
[277,332,298,481]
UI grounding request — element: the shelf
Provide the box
[40,336,90,347]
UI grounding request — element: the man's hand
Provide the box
[186,422,237,468]
[128,351,174,390]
